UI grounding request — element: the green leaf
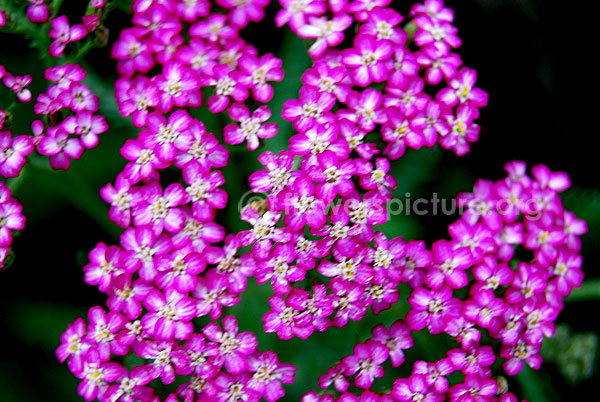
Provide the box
[515,365,558,402]
[566,278,600,302]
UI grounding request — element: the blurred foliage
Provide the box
[542,325,598,385]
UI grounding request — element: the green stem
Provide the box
[565,278,600,302]
[71,40,95,62]
[5,101,18,114]
[51,0,65,17]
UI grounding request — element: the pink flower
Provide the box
[136,340,191,384]
[49,16,87,57]
[56,318,89,375]
[37,126,85,170]
[84,306,127,360]
[448,343,496,375]
[387,47,420,89]
[121,138,170,183]
[298,15,353,59]
[359,7,406,44]
[62,112,108,149]
[239,209,289,260]
[45,63,86,88]
[275,0,327,31]
[203,316,257,374]
[103,367,154,402]
[425,240,474,290]
[342,34,393,87]
[155,62,201,113]
[464,289,506,328]
[115,77,159,127]
[132,182,187,234]
[409,0,455,23]
[317,245,374,285]
[382,106,425,159]
[249,150,295,193]
[174,120,229,170]
[206,234,256,293]
[413,359,454,393]
[194,270,241,319]
[238,53,284,102]
[406,286,462,334]
[395,240,431,288]
[189,14,237,42]
[155,246,206,293]
[64,83,99,112]
[302,62,352,103]
[141,289,196,340]
[182,162,228,222]
[2,73,32,102]
[106,275,152,320]
[282,86,336,132]
[339,89,387,132]
[347,0,392,22]
[76,350,125,401]
[471,256,514,293]
[204,64,249,113]
[111,28,155,77]
[437,67,488,108]
[289,285,334,333]
[83,242,125,292]
[318,363,350,392]
[27,0,49,24]
[255,243,305,295]
[392,374,443,402]
[341,341,389,389]
[288,123,350,169]
[448,374,497,402]
[224,104,278,150]
[371,320,413,367]
[0,133,33,178]
[100,174,136,228]
[413,15,461,53]
[247,351,296,402]
[444,317,481,350]
[277,176,327,231]
[140,110,194,162]
[306,151,356,204]
[217,0,269,28]
[417,46,462,85]
[500,340,542,375]
[176,0,211,22]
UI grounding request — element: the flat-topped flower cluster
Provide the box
[0,0,587,402]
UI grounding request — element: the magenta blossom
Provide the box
[49,16,87,57]
[203,316,258,374]
[224,104,278,150]
[341,341,389,389]
[238,53,284,102]
[342,34,393,87]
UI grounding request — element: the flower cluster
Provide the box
[299,161,586,402]
[33,63,108,169]
[0,182,25,267]
[56,0,298,401]
[0,1,109,267]
[240,0,486,341]
[47,1,586,402]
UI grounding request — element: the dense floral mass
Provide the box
[0,0,589,402]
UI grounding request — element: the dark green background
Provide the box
[0,0,598,401]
